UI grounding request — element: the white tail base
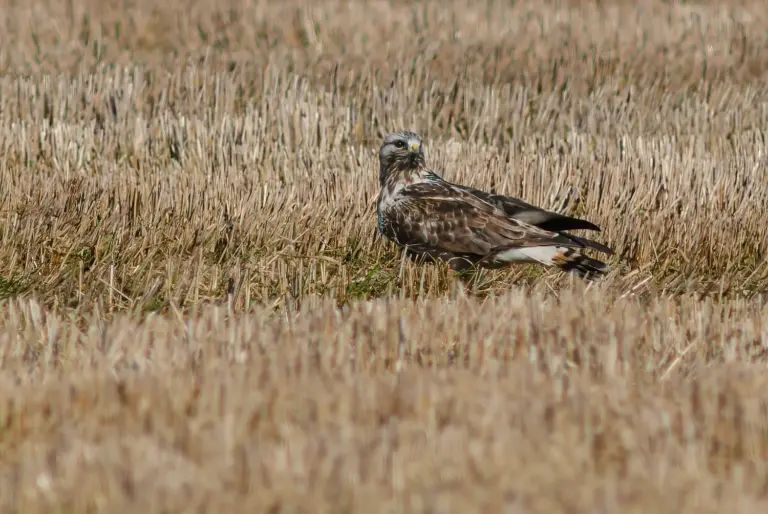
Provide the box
[495,246,563,265]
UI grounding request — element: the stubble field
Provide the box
[2,0,768,512]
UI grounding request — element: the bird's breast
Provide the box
[376,184,405,240]
[377,209,387,235]
[377,182,404,214]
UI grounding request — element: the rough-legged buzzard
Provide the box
[376,131,613,279]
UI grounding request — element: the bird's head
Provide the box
[378,131,425,184]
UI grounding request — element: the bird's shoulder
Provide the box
[388,179,493,209]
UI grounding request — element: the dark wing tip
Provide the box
[510,210,602,233]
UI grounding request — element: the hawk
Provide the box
[376,131,613,279]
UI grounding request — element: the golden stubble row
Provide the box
[1,58,767,310]
[1,291,768,512]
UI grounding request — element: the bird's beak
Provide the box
[410,142,420,152]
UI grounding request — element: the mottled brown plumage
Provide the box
[376,131,613,278]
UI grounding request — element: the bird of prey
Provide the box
[375,131,613,279]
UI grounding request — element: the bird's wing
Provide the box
[454,184,613,255]
[456,184,602,233]
[383,182,583,257]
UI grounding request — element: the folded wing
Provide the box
[383,182,599,262]
[456,185,613,255]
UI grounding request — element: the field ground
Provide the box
[2,0,768,512]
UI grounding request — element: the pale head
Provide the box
[378,131,425,185]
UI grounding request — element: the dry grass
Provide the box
[2,0,768,511]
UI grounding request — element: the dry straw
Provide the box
[1,0,768,512]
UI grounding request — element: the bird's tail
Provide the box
[550,247,608,279]
[492,245,609,280]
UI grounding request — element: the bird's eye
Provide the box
[393,140,406,149]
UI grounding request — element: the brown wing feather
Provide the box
[454,185,613,255]
[383,182,583,259]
